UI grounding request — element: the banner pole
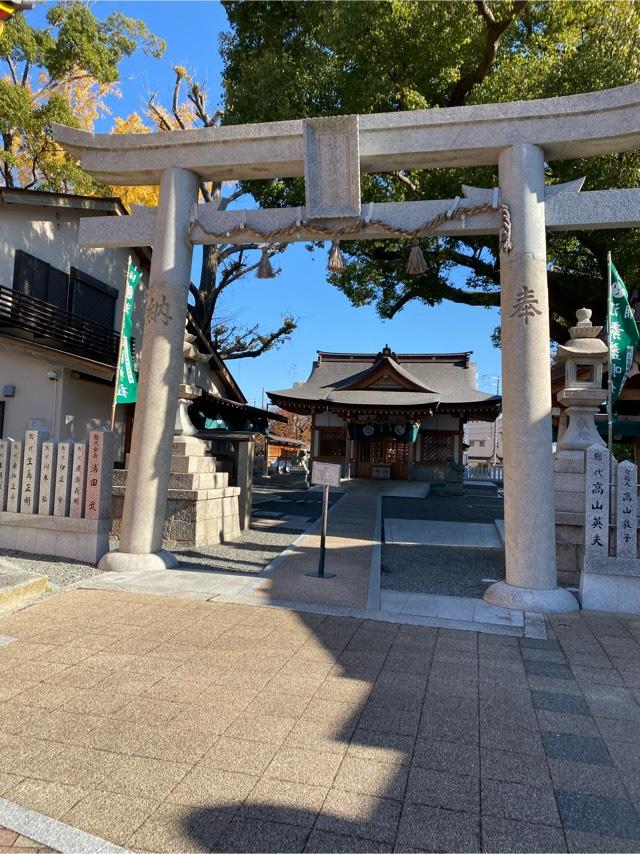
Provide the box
[607,252,613,455]
[110,269,130,432]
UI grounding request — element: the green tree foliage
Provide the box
[220,1,640,342]
[0,3,163,192]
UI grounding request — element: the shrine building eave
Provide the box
[267,393,501,422]
[53,83,640,185]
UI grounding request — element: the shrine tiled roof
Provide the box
[268,348,500,412]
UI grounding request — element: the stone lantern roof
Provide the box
[556,308,608,363]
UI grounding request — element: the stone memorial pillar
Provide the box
[20,429,48,514]
[100,166,200,571]
[236,439,255,531]
[54,441,74,517]
[6,441,23,513]
[84,430,114,519]
[0,439,11,511]
[38,442,57,515]
[70,442,87,518]
[485,143,578,612]
[585,444,611,560]
[616,460,637,560]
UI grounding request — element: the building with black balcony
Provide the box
[0,187,149,457]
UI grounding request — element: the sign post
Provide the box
[306,461,341,579]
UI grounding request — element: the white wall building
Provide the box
[0,188,148,459]
[464,416,503,466]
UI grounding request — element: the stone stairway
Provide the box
[111,436,241,550]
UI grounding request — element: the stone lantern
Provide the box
[174,328,209,436]
[556,308,608,450]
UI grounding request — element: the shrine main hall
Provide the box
[269,346,501,480]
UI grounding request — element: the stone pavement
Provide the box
[384,520,503,550]
[0,826,56,853]
[0,590,639,851]
[79,478,527,636]
[252,480,426,610]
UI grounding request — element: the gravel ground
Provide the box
[0,479,328,586]
[383,483,504,525]
[178,483,342,574]
[174,527,303,574]
[0,549,102,591]
[253,470,310,491]
[382,543,505,598]
[382,484,505,598]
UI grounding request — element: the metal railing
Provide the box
[0,285,120,365]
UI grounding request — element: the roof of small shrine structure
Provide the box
[268,347,501,421]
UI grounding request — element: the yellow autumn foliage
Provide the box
[108,114,159,210]
[107,96,198,210]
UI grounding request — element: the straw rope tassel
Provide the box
[328,240,345,272]
[256,246,275,279]
[406,239,428,275]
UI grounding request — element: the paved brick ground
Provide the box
[0,590,639,852]
[0,826,56,852]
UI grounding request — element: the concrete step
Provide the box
[0,559,48,613]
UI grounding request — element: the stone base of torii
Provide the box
[53,84,640,613]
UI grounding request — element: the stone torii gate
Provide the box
[54,83,640,613]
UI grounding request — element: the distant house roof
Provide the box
[268,346,501,420]
[267,435,308,448]
[0,186,129,216]
[0,186,151,268]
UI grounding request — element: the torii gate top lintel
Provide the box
[53,82,640,186]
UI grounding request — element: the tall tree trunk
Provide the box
[195,244,219,333]
[2,133,15,188]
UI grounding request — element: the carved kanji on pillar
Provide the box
[511,286,542,326]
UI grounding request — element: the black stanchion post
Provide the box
[307,479,336,578]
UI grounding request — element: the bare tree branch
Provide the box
[20,61,30,87]
[475,0,496,26]
[218,317,296,360]
[219,186,244,210]
[218,242,261,262]
[448,0,528,107]
[394,171,419,194]
[5,58,18,86]
[445,248,499,281]
[171,69,187,130]
[147,94,173,131]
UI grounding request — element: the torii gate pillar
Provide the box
[485,143,578,612]
[100,166,200,571]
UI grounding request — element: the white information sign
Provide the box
[311,461,341,487]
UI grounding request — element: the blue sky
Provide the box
[38,1,502,406]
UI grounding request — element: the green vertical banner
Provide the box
[115,262,142,404]
[609,261,640,405]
